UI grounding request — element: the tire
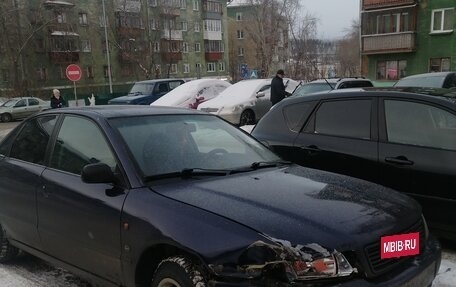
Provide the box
[151,257,206,287]
[0,113,12,123]
[0,225,19,263]
[239,110,255,126]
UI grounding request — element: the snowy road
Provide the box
[0,249,455,286]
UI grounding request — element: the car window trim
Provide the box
[302,97,376,141]
[46,113,129,189]
[379,96,456,148]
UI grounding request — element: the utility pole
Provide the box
[102,0,113,94]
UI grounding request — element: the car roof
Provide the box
[284,87,456,106]
[134,79,184,84]
[38,105,209,119]
[310,78,372,84]
[399,72,455,80]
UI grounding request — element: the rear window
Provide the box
[338,81,373,89]
[293,83,334,96]
[283,102,315,132]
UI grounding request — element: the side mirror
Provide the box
[256,92,266,98]
[81,163,116,184]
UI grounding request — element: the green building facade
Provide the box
[0,0,229,102]
[361,0,456,85]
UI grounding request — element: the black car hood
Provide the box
[151,165,421,249]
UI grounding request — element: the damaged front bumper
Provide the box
[208,235,441,287]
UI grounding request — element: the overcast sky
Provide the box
[301,0,360,39]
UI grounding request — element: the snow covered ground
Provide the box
[0,250,454,286]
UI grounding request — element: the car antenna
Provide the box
[324,78,335,90]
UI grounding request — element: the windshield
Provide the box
[1,100,17,107]
[395,76,445,88]
[129,83,154,95]
[293,83,335,96]
[109,114,280,178]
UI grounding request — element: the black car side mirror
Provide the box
[81,163,116,184]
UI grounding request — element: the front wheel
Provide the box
[0,113,12,123]
[0,225,19,263]
[151,257,207,287]
[239,110,255,126]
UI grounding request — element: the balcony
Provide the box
[362,32,415,54]
[203,31,222,41]
[362,0,416,10]
[161,29,183,40]
[161,52,182,63]
[205,52,222,61]
[159,8,180,17]
[49,51,79,63]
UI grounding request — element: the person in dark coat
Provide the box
[50,89,65,109]
[270,69,291,106]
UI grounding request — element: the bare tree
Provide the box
[336,20,361,77]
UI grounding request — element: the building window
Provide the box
[56,12,67,24]
[182,21,188,31]
[182,42,189,53]
[180,0,186,9]
[149,19,159,30]
[149,0,157,7]
[86,66,94,79]
[207,62,216,72]
[58,66,65,79]
[195,42,201,52]
[37,67,47,81]
[236,12,243,21]
[204,20,221,32]
[429,58,451,72]
[219,62,225,72]
[376,60,407,80]
[79,13,88,26]
[170,64,178,74]
[193,0,199,11]
[195,63,202,73]
[152,41,160,52]
[431,8,454,33]
[194,22,200,32]
[103,65,110,78]
[238,47,244,56]
[184,63,190,73]
[237,30,244,39]
[81,40,91,52]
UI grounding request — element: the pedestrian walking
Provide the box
[270,69,291,106]
[50,89,65,109]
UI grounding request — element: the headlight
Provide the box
[239,240,356,282]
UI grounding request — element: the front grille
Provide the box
[364,219,425,276]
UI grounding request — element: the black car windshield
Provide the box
[129,83,154,95]
[293,83,335,96]
[109,114,280,178]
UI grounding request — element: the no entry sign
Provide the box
[66,64,82,82]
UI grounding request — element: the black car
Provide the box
[394,72,456,89]
[0,106,440,287]
[252,88,456,241]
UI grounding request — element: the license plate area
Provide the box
[381,232,420,259]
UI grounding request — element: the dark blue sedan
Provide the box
[0,106,441,287]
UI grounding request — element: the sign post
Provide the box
[66,64,82,106]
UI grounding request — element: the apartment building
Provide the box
[361,0,456,84]
[0,0,229,99]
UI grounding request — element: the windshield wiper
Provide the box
[229,160,292,174]
[144,168,230,181]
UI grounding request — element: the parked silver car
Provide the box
[0,97,50,122]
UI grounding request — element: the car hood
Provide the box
[151,165,421,249]
[109,94,147,103]
[0,106,12,112]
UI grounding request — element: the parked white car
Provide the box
[151,79,231,109]
[198,78,299,125]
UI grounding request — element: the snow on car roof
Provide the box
[198,79,270,108]
[152,79,230,107]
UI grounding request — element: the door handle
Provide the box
[385,156,414,166]
[302,145,320,152]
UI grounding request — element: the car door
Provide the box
[12,99,28,119]
[293,97,379,183]
[379,98,456,236]
[38,115,127,284]
[254,84,272,119]
[26,98,42,116]
[0,115,57,250]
